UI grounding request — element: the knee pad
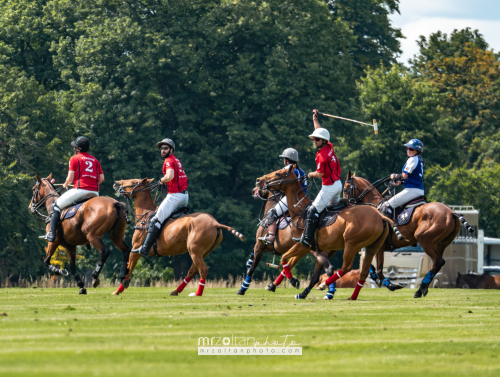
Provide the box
[147,217,161,233]
[307,205,319,217]
[50,202,61,215]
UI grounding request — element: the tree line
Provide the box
[1,0,499,283]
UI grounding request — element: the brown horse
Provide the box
[112,178,244,296]
[236,190,336,299]
[456,272,500,289]
[343,171,463,298]
[255,165,391,300]
[30,173,131,294]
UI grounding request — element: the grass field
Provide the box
[1,286,499,377]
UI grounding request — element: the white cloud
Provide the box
[395,17,500,64]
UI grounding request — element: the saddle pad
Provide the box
[319,211,340,228]
[395,206,416,226]
[278,216,292,230]
[62,202,85,220]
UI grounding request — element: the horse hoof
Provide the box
[236,289,245,295]
[112,291,119,296]
[290,278,300,289]
[92,278,100,288]
[188,292,197,297]
[414,289,422,298]
[170,290,179,296]
[79,288,87,295]
[347,297,355,301]
[265,283,276,292]
[122,279,130,289]
[316,283,327,290]
[323,296,333,300]
[295,294,305,299]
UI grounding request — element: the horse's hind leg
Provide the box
[87,236,112,288]
[296,251,334,300]
[68,247,86,295]
[188,251,209,297]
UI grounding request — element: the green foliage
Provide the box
[427,164,500,237]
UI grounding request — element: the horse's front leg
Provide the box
[44,242,68,277]
[87,236,111,288]
[68,247,86,295]
[295,251,332,300]
[237,244,265,295]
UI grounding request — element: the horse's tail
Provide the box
[111,202,130,231]
[216,224,245,241]
[379,214,394,227]
[453,212,474,233]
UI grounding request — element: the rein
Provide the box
[114,181,162,230]
[347,175,392,204]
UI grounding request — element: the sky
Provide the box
[390,0,500,64]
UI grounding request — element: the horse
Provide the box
[236,189,336,299]
[316,270,360,289]
[112,178,245,296]
[343,171,465,298]
[29,173,131,294]
[456,272,500,289]
[255,165,391,300]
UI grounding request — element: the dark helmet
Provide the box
[156,138,175,151]
[71,136,90,152]
[404,139,424,152]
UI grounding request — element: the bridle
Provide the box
[257,167,311,227]
[114,180,162,230]
[30,179,62,222]
[345,175,392,205]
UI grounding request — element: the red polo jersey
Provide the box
[316,142,341,186]
[69,152,103,191]
[163,154,188,193]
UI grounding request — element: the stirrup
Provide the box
[258,234,274,246]
[39,232,55,242]
[292,236,311,248]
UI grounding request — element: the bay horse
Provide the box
[254,165,391,300]
[343,171,465,298]
[30,173,131,294]
[236,189,336,299]
[112,178,245,296]
[456,272,500,289]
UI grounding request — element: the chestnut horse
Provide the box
[456,272,500,289]
[112,178,245,296]
[30,173,131,294]
[343,171,463,298]
[236,190,335,299]
[255,165,391,300]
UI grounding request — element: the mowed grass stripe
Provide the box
[0,288,499,377]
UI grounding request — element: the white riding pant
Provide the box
[273,196,288,218]
[55,188,99,210]
[312,180,342,212]
[384,188,425,209]
[154,192,189,227]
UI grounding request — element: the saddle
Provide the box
[394,196,427,226]
[278,199,349,231]
[159,206,190,229]
[60,194,98,220]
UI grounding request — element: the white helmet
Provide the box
[309,128,330,141]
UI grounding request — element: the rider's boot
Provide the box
[139,218,162,257]
[39,202,61,242]
[292,206,319,248]
[379,204,404,240]
[258,209,278,245]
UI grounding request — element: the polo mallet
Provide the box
[317,111,378,134]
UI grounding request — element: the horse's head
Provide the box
[254,164,297,195]
[343,170,358,200]
[29,172,55,213]
[113,178,154,197]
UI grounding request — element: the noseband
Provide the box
[30,179,62,221]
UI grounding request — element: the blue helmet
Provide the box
[404,139,423,152]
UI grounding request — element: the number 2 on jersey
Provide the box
[85,161,94,173]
